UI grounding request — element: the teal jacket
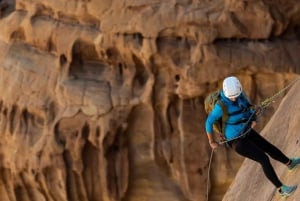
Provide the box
[205,90,256,140]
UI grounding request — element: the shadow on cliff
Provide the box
[0,0,15,18]
[222,79,300,201]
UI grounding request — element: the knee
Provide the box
[257,154,271,166]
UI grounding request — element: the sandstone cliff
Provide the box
[0,0,299,201]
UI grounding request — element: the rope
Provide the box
[206,149,214,201]
[260,76,300,109]
[205,76,300,200]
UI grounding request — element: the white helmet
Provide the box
[223,76,242,98]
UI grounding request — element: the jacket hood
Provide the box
[220,90,233,104]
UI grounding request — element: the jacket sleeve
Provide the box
[205,104,223,134]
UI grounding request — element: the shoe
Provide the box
[279,185,297,198]
[288,157,300,171]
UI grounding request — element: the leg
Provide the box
[234,138,282,188]
[247,129,290,165]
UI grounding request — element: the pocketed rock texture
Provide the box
[0,1,299,201]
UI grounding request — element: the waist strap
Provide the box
[226,119,249,125]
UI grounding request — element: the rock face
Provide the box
[0,1,299,201]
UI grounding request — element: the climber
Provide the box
[205,76,300,198]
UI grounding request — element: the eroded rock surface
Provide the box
[0,1,299,201]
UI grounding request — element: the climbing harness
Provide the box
[218,111,255,145]
[205,76,300,201]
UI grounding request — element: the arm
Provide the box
[205,104,223,149]
[207,132,219,149]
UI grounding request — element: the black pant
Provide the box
[230,129,290,188]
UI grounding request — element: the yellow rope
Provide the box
[260,76,300,109]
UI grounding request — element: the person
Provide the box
[205,76,300,197]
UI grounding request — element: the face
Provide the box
[229,97,237,102]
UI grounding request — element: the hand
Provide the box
[209,141,219,149]
[251,121,257,128]
[255,105,263,115]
